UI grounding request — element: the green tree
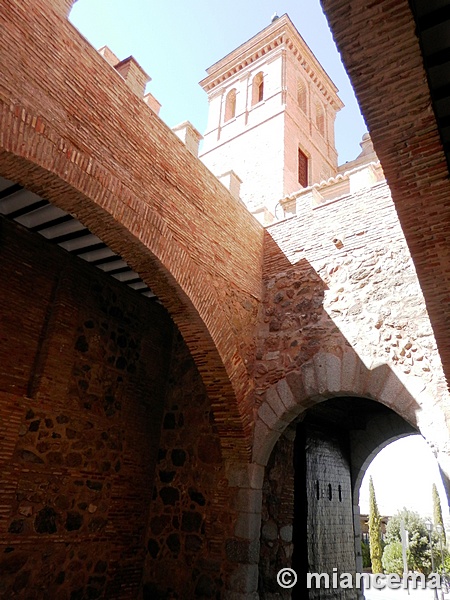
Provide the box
[361,540,371,569]
[433,483,446,545]
[369,476,383,573]
[382,541,406,575]
[384,508,434,574]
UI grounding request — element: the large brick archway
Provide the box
[0,0,265,458]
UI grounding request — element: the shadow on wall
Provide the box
[248,229,450,599]
[254,229,448,462]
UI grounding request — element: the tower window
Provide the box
[298,148,308,187]
[224,89,236,122]
[297,80,307,113]
[252,72,264,105]
[316,102,325,135]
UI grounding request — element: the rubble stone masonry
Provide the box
[257,179,450,418]
[0,219,173,598]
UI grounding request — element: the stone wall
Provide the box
[258,419,357,600]
[320,0,450,389]
[259,426,296,599]
[0,218,173,599]
[257,181,450,418]
[247,179,450,599]
[142,332,236,599]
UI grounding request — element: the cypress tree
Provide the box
[369,476,383,573]
[433,483,446,545]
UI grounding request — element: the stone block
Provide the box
[313,351,329,395]
[252,419,281,465]
[266,385,288,417]
[379,370,410,409]
[228,564,259,593]
[301,359,318,397]
[261,519,278,541]
[366,363,391,400]
[225,538,260,564]
[258,402,277,429]
[276,377,296,410]
[234,511,262,540]
[258,401,289,433]
[309,351,340,395]
[342,352,370,396]
[341,351,358,394]
[226,463,265,490]
[233,488,263,513]
[280,524,293,542]
[325,353,342,393]
[285,370,306,403]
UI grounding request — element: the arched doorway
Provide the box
[258,397,417,599]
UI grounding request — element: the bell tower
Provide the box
[199,14,344,220]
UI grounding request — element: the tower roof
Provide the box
[199,14,343,111]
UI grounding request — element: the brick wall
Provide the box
[0,0,264,459]
[0,218,173,599]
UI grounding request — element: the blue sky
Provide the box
[69,0,368,165]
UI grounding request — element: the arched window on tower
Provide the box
[224,89,236,122]
[298,148,308,188]
[316,102,325,136]
[297,79,307,113]
[252,72,264,105]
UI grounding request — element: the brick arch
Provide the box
[0,152,251,462]
[0,0,265,460]
[252,351,450,470]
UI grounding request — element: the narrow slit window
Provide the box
[298,148,308,187]
[225,89,236,122]
[316,102,325,135]
[328,483,332,501]
[338,485,342,502]
[252,72,264,105]
[298,80,307,113]
[316,480,320,500]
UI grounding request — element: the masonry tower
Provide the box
[199,14,344,220]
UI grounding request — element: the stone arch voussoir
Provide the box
[253,350,449,467]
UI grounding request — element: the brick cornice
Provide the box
[200,14,343,110]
